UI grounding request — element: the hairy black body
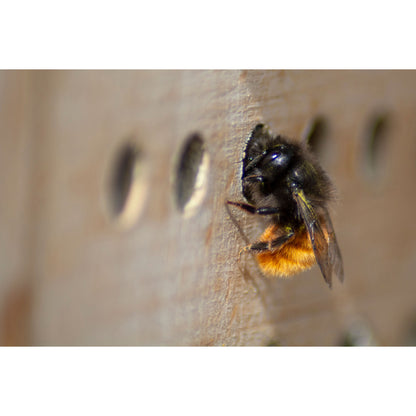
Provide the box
[228,124,344,288]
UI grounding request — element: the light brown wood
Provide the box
[1,70,416,345]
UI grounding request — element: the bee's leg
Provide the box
[242,175,265,184]
[227,201,280,216]
[238,232,294,263]
[248,231,294,253]
[238,233,290,269]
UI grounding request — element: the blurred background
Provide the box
[1,70,416,345]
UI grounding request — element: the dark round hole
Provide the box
[339,320,376,346]
[303,116,330,160]
[173,133,209,217]
[363,113,389,179]
[403,311,416,345]
[108,142,148,228]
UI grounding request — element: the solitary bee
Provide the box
[227,124,344,288]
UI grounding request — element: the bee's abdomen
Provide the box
[256,225,316,277]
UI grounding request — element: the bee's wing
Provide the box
[292,188,343,287]
[320,207,344,283]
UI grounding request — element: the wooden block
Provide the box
[1,70,416,345]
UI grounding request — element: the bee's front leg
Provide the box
[227,201,280,216]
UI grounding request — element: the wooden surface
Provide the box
[1,70,416,345]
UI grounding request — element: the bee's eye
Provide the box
[263,149,290,170]
[270,151,281,160]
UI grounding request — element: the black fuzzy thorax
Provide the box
[242,124,334,227]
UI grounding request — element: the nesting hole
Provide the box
[362,113,389,181]
[339,320,376,346]
[173,133,209,218]
[302,116,331,162]
[107,142,148,228]
[403,311,416,345]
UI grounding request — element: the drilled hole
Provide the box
[362,113,389,181]
[302,116,330,162]
[403,312,416,345]
[107,142,148,228]
[339,320,376,346]
[173,133,209,218]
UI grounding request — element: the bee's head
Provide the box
[258,144,293,176]
[242,126,300,202]
[244,142,295,180]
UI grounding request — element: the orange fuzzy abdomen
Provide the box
[256,224,316,277]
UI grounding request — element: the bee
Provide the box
[227,124,344,288]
